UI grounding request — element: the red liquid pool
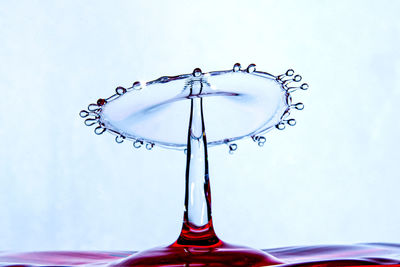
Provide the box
[1,243,400,266]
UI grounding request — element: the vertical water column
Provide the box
[176,75,220,247]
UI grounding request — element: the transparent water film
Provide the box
[80,63,308,266]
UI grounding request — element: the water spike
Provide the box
[88,103,99,112]
[286,119,296,126]
[294,75,302,82]
[133,140,143,149]
[228,143,238,154]
[84,118,98,126]
[115,135,125,144]
[281,109,291,120]
[300,83,309,90]
[286,87,298,93]
[97,98,107,106]
[293,102,304,110]
[94,126,106,135]
[133,81,142,90]
[192,68,202,77]
[146,143,154,150]
[286,69,294,76]
[286,94,293,105]
[116,86,127,95]
[79,110,89,118]
[233,63,241,72]
[247,64,256,73]
[276,122,286,130]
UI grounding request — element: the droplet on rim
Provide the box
[253,136,266,147]
[115,135,125,144]
[133,140,143,148]
[116,86,127,95]
[228,143,238,154]
[192,68,202,77]
[88,103,99,111]
[286,69,294,76]
[79,110,89,118]
[294,75,302,82]
[247,64,256,73]
[300,83,309,90]
[94,126,106,135]
[133,81,142,90]
[233,63,241,72]
[84,118,98,126]
[97,98,107,106]
[293,103,304,110]
[276,122,286,130]
[286,119,296,126]
[146,143,154,150]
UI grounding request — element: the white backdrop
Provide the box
[0,0,399,251]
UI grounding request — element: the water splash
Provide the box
[79,63,308,152]
[77,64,310,266]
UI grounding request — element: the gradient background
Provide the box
[0,0,399,252]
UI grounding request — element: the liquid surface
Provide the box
[1,243,399,266]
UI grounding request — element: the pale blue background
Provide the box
[0,0,399,251]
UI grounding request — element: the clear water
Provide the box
[97,66,293,149]
[76,64,319,266]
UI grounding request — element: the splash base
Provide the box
[111,241,283,266]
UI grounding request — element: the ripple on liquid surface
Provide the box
[1,243,400,266]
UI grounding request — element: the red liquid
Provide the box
[1,243,400,266]
[111,218,282,266]
[112,94,282,266]
[111,241,282,266]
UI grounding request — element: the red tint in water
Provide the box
[111,241,282,266]
[1,244,400,266]
[111,218,282,266]
[111,93,284,266]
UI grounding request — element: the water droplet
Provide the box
[116,86,127,95]
[192,68,202,77]
[115,135,125,144]
[294,75,302,82]
[300,83,309,90]
[88,103,99,111]
[84,118,97,126]
[276,122,286,130]
[97,98,107,106]
[94,126,106,135]
[79,110,89,118]
[184,148,187,155]
[286,69,294,76]
[293,102,304,110]
[229,143,237,154]
[133,81,142,90]
[247,64,256,73]
[286,119,296,126]
[253,136,266,147]
[146,143,154,150]
[133,140,143,149]
[233,63,241,72]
